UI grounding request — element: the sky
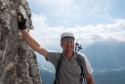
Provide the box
[27,0,125,49]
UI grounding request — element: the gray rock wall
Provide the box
[0,0,42,84]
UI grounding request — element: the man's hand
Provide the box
[17,11,27,30]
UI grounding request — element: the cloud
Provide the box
[27,0,115,26]
[27,0,125,48]
[30,14,125,48]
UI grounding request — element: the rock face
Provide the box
[0,0,42,84]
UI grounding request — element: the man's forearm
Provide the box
[21,30,41,51]
[20,29,48,57]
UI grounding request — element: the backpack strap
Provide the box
[76,53,84,78]
[76,52,86,84]
[54,53,64,84]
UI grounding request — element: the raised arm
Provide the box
[17,12,48,58]
[21,30,48,57]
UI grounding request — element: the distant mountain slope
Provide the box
[93,68,125,84]
[82,41,125,68]
[39,66,125,84]
[40,68,55,84]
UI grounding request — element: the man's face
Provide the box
[61,39,74,52]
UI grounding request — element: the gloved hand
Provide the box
[17,12,27,30]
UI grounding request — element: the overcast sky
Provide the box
[27,0,125,49]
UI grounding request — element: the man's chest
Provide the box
[60,58,81,76]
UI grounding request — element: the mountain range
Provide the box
[82,40,125,68]
[37,40,125,84]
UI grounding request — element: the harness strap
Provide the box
[76,54,84,80]
[54,53,63,84]
[76,53,87,84]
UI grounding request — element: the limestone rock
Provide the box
[0,0,42,84]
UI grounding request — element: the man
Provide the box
[17,12,94,84]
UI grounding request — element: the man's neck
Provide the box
[63,51,74,60]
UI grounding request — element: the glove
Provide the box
[17,12,27,30]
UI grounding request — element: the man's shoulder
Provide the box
[47,50,62,59]
[76,52,86,58]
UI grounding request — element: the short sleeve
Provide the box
[46,51,61,67]
[80,54,93,76]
